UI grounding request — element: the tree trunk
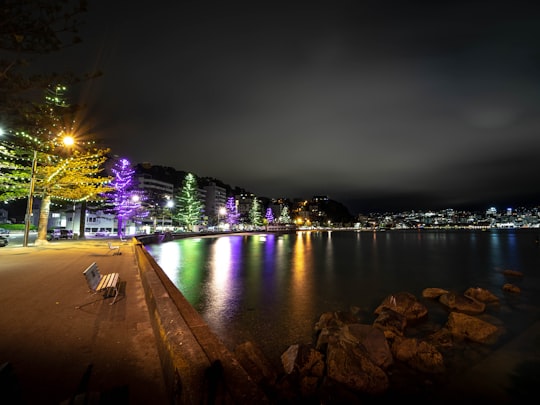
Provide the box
[79,200,87,239]
[36,194,51,245]
[117,216,123,237]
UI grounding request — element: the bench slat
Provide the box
[97,273,119,290]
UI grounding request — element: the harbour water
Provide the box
[145,229,540,400]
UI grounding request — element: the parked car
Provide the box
[0,235,8,247]
[47,228,74,240]
[0,227,9,236]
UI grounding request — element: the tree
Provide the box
[105,158,146,237]
[35,147,112,242]
[1,83,112,243]
[265,207,275,224]
[278,205,292,224]
[1,1,105,242]
[225,196,240,229]
[0,129,34,201]
[249,197,263,228]
[1,1,95,128]
[0,84,74,203]
[174,173,203,231]
[28,85,112,243]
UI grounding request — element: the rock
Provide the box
[503,269,524,278]
[316,322,393,370]
[344,324,393,369]
[439,292,486,314]
[391,336,445,374]
[234,341,278,386]
[314,310,361,332]
[325,340,389,395]
[445,312,499,344]
[280,344,325,378]
[374,292,428,323]
[502,283,521,293]
[464,287,500,303]
[373,307,407,338]
[315,325,341,352]
[422,287,449,299]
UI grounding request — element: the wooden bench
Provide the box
[82,262,120,305]
[107,241,121,255]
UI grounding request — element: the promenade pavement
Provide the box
[0,238,169,405]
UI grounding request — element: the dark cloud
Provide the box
[63,1,540,214]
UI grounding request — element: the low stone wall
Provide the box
[133,240,270,404]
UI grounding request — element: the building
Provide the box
[204,182,227,225]
[136,174,175,232]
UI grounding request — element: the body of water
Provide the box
[145,229,540,399]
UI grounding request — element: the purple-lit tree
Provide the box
[225,196,240,229]
[265,207,274,224]
[106,158,145,237]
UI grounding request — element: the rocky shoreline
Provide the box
[233,269,527,403]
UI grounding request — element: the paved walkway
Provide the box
[0,239,169,405]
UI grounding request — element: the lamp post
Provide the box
[22,150,37,247]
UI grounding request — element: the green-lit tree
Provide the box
[0,129,33,201]
[174,173,203,231]
[1,2,106,243]
[278,205,292,224]
[0,84,113,244]
[249,197,263,228]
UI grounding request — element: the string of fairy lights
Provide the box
[1,128,112,205]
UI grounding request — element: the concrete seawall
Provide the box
[133,240,271,404]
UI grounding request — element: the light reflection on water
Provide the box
[145,229,540,366]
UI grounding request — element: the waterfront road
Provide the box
[0,238,169,405]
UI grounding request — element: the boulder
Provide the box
[464,287,500,303]
[326,340,389,395]
[439,292,485,314]
[445,312,499,344]
[281,344,325,378]
[314,310,361,332]
[503,269,524,278]
[391,336,445,374]
[235,341,278,386]
[374,292,428,323]
[422,287,449,299]
[344,324,393,369]
[502,283,521,294]
[372,307,407,338]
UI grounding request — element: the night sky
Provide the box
[57,1,540,214]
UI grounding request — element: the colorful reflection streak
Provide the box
[145,238,208,306]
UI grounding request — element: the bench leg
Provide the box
[109,285,119,305]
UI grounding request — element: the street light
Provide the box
[218,206,226,230]
[161,199,174,230]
